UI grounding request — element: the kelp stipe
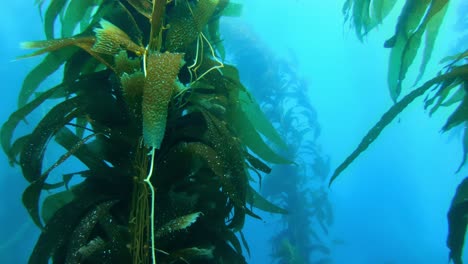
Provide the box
[3,1,291,263]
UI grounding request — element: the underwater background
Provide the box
[0,0,467,263]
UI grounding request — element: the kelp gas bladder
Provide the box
[3,1,290,263]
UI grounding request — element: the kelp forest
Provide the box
[1,0,468,264]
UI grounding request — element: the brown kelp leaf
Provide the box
[24,127,100,228]
[18,47,76,107]
[440,50,468,65]
[230,107,291,164]
[441,87,466,108]
[424,78,462,116]
[201,110,247,230]
[8,135,30,165]
[126,0,152,19]
[239,231,250,257]
[222,228,243,256]
[223,65,287,149]
[386,0,448,101]
[155,212,202,239]
[41,190,75,225]
[63,48,96,84]
[239,90,288,150]
[21,37,117,73]
[114,50,141,75]
[1,84,64,163]
[29,185,115,263]
[44,131,99,180]
[65,200,117,263]
[165,0,219,52]
[23,177,49,228]
[442,95,468,132]
[19,37,95,59]
[193,0,220,32]
[61,0,97,37]
[74,116,88,139]
[54,127,111,176]
[143,52,184,149]
[245,153,271,174]
[19,97,83,183]
[330,65,468,186]
[92,19,145,56]
[246,186,287,214]
[120,71,145,114]
[100,1,144,47]
[44,0,68,39]
[447,177,468,264]
[165,5,199,52]
[155,141,223,193]
[121,71,145,96]
[343,0,397,41]
[414,3,448,84]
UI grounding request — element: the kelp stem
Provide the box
[148,0,166,51]
[144,148,157,264]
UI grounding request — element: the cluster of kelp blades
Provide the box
[337,1,468,263]
[1,0,292,263]
[262,62,333,264]
[222,22,334,264]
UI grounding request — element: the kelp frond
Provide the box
[19,37,95,59]
[447,176,468,264]
[127,0,153,19]
[344,0,450,101]
[386,0,449,101]
[343,0,398,41]
[330,63,468,186]
[92,19,145,56]
[155,212,202,239]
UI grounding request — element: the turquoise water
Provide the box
[0,1,466,263]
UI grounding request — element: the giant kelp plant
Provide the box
[334,1,468,263]
[222,21,334,264]
[2,1,291,263]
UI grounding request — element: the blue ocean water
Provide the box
[0,1,466,263]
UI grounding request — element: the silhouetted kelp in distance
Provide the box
[334,1,468,263]
[1,0,293,263]
[222,21,334,264]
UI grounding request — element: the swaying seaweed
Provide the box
[344,0,449,101]
[4,0,291,263]
[330,64,468,185]
[448,176,468,264]
[223,21,334,263]
[339,1,468,262]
